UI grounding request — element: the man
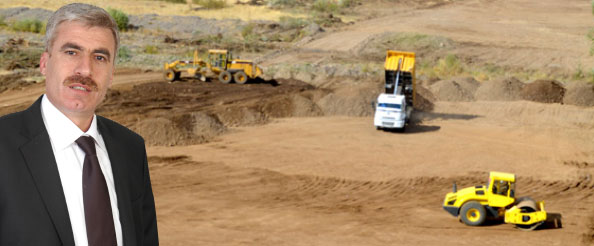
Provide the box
[0,3,158,245]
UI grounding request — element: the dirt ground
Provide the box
[1,0,594,245]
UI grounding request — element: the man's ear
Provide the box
[39,52,49,75]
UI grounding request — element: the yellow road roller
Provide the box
[443,171,547,231]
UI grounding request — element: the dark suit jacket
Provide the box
[0,96,158,245]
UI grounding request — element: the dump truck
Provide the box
[164,49,263,84]
[443,171,547,231]
[374,50,415,131]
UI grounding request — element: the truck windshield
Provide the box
[378,103,401,109]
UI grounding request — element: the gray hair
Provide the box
[45,3,119,59]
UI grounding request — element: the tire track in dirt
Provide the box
[150,155,594,245]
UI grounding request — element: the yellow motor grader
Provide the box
[163,49,263,84]
[443,171,547,231]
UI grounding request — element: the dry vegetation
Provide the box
[0,0,303,21]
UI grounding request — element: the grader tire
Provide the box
[234,71,248,84]
[164,69,179,82]
[218,71,232,84]
[460,201,487,226]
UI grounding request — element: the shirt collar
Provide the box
[40,94,104,151]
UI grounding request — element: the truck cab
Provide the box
[374,93,408,130]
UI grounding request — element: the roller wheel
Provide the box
[234,71,248,84]
[218,71,232,84]
[514,197,542,231]
[460,201,487,226]
[164,69,179,82]
[515,221,544,231]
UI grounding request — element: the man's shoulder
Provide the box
[0,110,27,133]
[96,115,144,144]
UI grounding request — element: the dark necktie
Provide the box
[76,136,117,246]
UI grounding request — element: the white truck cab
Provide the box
[374,93,410,130]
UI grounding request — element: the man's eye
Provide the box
[65,50,76,55]
[96,56,106,61]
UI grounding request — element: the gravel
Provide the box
[0,7,247,39]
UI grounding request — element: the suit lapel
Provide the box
[19,96,75,245]
[98,118,137,246]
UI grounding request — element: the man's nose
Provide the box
[74,54,92,77]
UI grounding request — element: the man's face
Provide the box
[40,21,115,118]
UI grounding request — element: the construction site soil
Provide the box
[1,0,594,245]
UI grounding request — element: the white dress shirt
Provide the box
[40,95,123,246]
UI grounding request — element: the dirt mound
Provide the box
[216,106,268,127]
[429,76,479,102]
[132,118,186,146]
[316,85,379,116]
[96,78,318,145]
[258,93,324,118]
[521,79,565,104]
[563,82,594,107]
[414,84,435,111]
[132,112,227,146]
[475,77,525,101]
[190,112,227,139]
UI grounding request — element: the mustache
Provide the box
[63,75,98,91]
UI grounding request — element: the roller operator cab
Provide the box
[442,171,547,231]
[374,94,410,130]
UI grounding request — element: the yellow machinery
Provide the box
[163,49,263,84]
[443,171,547,231]
[383,50,416,106]
[374,50,416,131]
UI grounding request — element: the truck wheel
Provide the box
[234,71,248,84]
[460,201,486,226]
[164,69,178,82]
[218,71,232,84]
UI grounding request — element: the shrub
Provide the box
[154,0,186,3]
[572,64,594,83]
[193,0,226,9]
[268,0,298,8]
[143,45,159,54]
[312,0,339,13]
[107,8,129,31]
[116,45,132,63]
[338,0,356,8]
[0,15,6,27]
[588,28,594,56]
[279,16,307,29]
[432,54,465,77]
[11,19,44,33]
[241,23,256,39]
[241,23,261,52]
